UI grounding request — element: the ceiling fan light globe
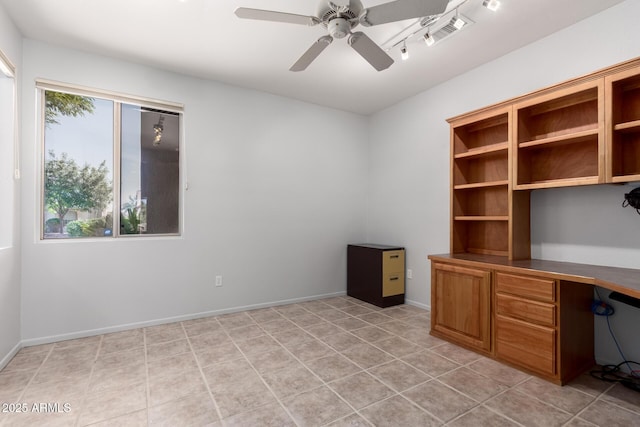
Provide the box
[328,18,351,39]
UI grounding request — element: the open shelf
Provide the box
[516,80,603,188]
[453,113,509,154]
[453,185,508,217]
[613,119,640,132]
[516,176,599,190]
[518,128,598,149]
[454,180,508,190]
[454,216,509,221]
[454,142,508,159]
[608,66,640,181]
[452,219,509,258]
[516,86,599,146]
[453,152,508,187]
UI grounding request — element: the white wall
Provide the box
[0,2,21,368]
[368,0,640,366]
[20,40,369,343]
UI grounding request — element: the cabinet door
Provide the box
[431,263,491,353]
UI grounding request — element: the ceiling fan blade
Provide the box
[290,36,333,72]
[360,0,449,26]
[234,8,319,26]
[348,32,394,71]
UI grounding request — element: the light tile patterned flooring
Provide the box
[1,296,639,426]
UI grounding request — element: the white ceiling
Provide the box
[0,0,627,115]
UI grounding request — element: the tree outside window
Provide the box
[41,87,181,239]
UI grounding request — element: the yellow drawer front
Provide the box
[383,273,404,297]
[383,250,404,275]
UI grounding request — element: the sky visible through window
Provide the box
[45,97,143,207]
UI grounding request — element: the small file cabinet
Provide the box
[347,244,405,307]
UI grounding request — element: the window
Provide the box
[39,82,183,239]
[0,51,16,249]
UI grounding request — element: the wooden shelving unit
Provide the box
[514,80,605,190]
[450,106,529,260]
[606,64,640,183]
[436,56,640,386]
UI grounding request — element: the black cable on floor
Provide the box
[590,288,640,392]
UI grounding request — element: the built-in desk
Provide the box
[428,253,640,384]
[430,253,640,299]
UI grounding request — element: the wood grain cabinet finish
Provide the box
[605,64,640,183]
[494,272,594,384]
[448,56,640,263]
[429,259,595,384]
[347,244,404,308]
[449,106,530,261]
[431,263,491,354]
[513,79,605,190]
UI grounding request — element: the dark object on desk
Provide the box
[347,244,405,308]
[622,187,640,215]
[609,291,640,309]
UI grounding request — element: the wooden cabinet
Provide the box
[494,272,594,383]
[429,258,595,384]
[448,57,640,263]
[606,64,640,182]
[514,79,605,190]
[431,263,491,354]
[494,272,558,377]
[450,106,530,261]
[347,244,405,308]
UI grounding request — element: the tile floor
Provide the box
[0,295,639,426]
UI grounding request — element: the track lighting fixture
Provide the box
[153,115,164,146]
[423,31,435,47]
[451,8,466,30]
[482,0,500,11]
[390,0,496,60]
[400,42,409,60]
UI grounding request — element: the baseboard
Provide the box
[0,341,22,371]
[405,298,430,311]
[21,290,346,348]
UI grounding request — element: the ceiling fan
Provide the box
[234,0,450,71]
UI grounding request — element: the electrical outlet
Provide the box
[215,275,223,287]
[407,269,413,279]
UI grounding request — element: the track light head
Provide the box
[483,0,501,12]
[400,44,409,61]
[423,32,435,47]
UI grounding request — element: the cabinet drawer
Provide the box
[383,250,404,274]
[496,294,556,327]
[496,272,556,302]
[383,273,404,297]
[496,314,556,376]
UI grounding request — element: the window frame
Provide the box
[36,80,185,241]
[0,49,17,250]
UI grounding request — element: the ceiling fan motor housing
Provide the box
[328,18,351,38]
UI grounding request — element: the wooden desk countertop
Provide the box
[428,253,640,300]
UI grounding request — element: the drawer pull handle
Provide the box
[390,255,399,259]
[390,277,399,281]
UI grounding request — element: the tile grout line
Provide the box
[143,328,151,427]
[180,319,225,426]
[226,311,305,427]
[0,345,55,427]
[74,335,104,427]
